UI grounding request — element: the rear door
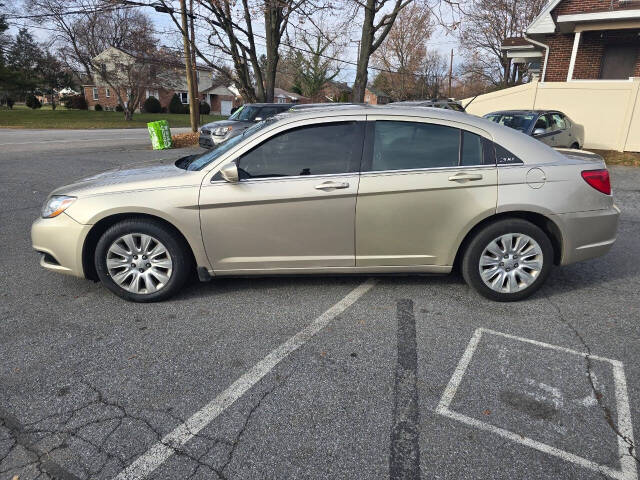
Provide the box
[355,116,498,268]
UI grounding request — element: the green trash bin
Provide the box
[147,120,173,150]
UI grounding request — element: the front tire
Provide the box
[95,218,192,302]
[461,219,553,302]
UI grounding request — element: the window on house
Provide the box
[180,91,188,104]
[601,45,638,80]
[92,87,98,100]
[105,88,110,98]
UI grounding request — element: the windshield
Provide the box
[485,113,536,133]
[228,105,260,122]
[183,119,273,171]
[448,103,465,112]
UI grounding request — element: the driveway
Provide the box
[1,130,639,480]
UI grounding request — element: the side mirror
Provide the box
[532,128,546,137]
[219,162,239,183]
[254,116,263,122]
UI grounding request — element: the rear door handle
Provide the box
[448,173,483,182]
[315,181,349,190]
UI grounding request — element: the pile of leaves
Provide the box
[171,132,199,148]
[591,150,640,167]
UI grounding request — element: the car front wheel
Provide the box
[95,218,192,302]
[461,219,553,302]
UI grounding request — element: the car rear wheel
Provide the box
[571,142,580,149]
[461,219,553,302]
[95,219,192,302]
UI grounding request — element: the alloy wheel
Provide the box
[478,233,544,294]
[105,233,173,294]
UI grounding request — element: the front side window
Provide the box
[237,122,362,179]
[370,121,460,171]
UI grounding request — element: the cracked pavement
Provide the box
[1,128,640,479]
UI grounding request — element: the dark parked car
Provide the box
[391,99,466,112]
[199,103,293,149]
[484,110,584,149]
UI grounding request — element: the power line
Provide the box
[5,4,137,20]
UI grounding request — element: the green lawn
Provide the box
[0,105,226,129]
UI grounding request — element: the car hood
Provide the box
[51,157,202,198]
[201,119,246,130]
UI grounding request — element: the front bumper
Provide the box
[31,213,91,277]
[553,205,621,265]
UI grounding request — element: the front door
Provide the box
[199,120,365,272]
[356,118,498,267]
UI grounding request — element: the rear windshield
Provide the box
[485,113,536,133]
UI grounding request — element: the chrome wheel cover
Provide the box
[479,233,543,294]
[106,233,173,294]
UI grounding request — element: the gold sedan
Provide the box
[32,106,619,302]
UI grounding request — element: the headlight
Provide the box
[41,195,76,218]
[214,126,232,136]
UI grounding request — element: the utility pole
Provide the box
[448,48,454,99]
[189,0,199,126]
[179,0,198,132]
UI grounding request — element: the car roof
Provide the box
[267,104,565,165]
[242,103,293,107]
[486,110,562,115]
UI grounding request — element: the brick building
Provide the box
[82,47,238,113]
[501,0,640,82]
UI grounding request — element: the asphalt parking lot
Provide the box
[1,127,639,480]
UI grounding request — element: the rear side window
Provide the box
[237,121,363,178]
[460,131,483,166]
[368,121,491,171]
[371,121,460,171]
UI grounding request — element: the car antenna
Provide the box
[463,95,480,110]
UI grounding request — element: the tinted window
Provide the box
[486,113,536,133]
[460,131,483,166]
[258,107,279,119]
[371,121,460,171]
[237,122,362,178]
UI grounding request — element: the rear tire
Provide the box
[95,218,192,302]
[461,219,553,302]
[571,142,580,149]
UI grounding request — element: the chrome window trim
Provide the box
[208,171,358,185]
[359,164,496,177]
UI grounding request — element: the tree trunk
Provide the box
[352,0,376,102]
[124,109,133,121]
[263,5,281,103]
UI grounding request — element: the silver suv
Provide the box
[199,103,292,149]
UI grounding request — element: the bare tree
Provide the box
[370,2,433,100]
[458,0,546,86]
[24,1,155,85]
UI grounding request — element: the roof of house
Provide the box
[273,87,308,101]
[501,36,537,49]
[201,85,235,96]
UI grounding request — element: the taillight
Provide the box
[581,169,611,195]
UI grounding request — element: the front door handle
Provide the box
[315,181,349,190]
[448,173,483,182]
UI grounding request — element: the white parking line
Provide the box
[436,328,638,480]
[114,278,377,480]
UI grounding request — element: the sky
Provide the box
[5,0,461,86]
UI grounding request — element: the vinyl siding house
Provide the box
[464,0,640,152]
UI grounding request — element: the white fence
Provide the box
[463,79,640,152]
